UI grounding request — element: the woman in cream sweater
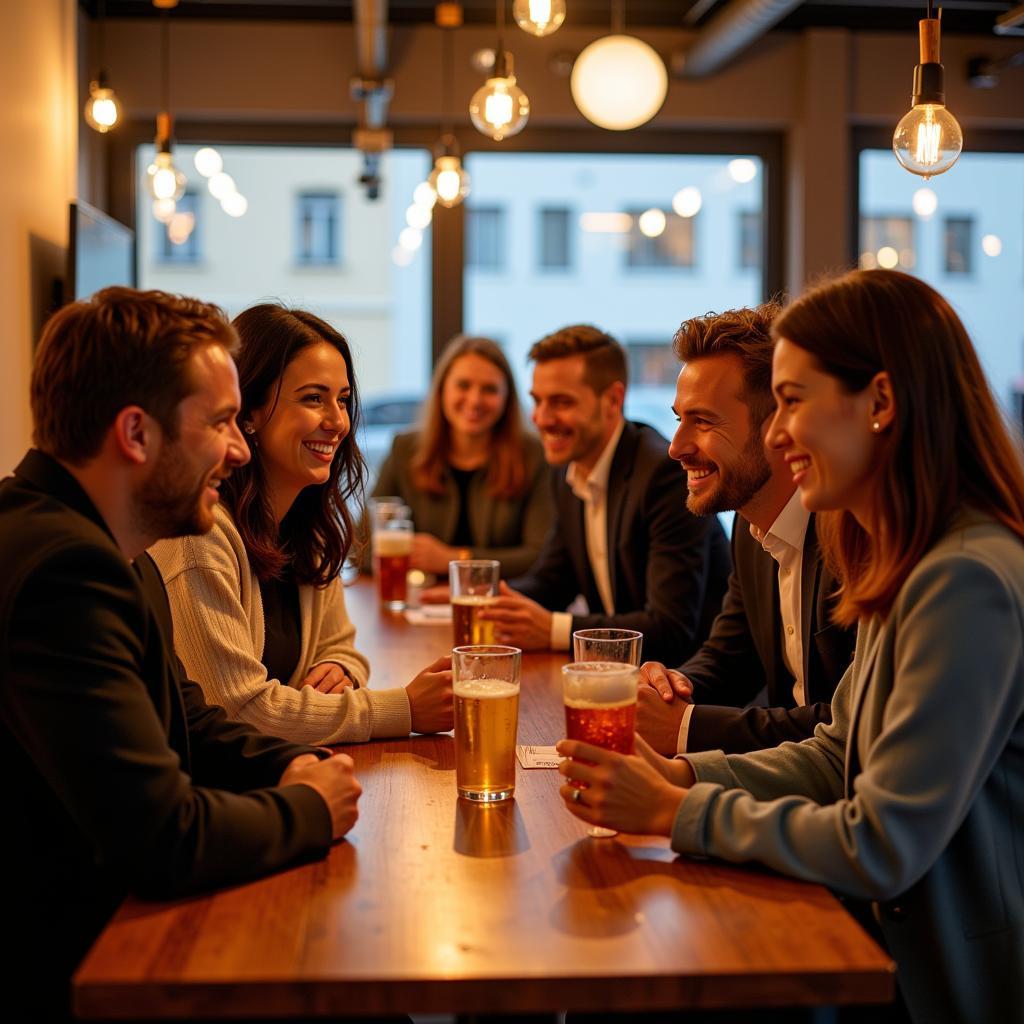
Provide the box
[151,304,452,746]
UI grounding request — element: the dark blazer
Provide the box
[682,511,856,753]
[0,451,333,1020]
[511,420,731,665]
[371,430,553,577]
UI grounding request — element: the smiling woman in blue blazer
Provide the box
[555,269,1024,1024]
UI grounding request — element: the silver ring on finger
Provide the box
[571,787,583,804]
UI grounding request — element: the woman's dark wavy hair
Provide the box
[219,304,367,586]
[774,268,1024,626]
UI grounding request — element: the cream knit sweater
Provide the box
[150,503,412,745]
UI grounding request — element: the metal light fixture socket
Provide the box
[429,134,471,208]
[513,0,566,37]
[146,112,186,203]
[892,16,964,179]
[469,50,530,141]
[84,72,122,133]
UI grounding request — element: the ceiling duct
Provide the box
[674,0,804,79]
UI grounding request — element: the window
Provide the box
[626,341,678,388]
[156,191,200,265]
[738,211,761,270]
[625,209,696,269]
[295,191,341,265]
[944,217,974,275]
[538,207,572,269]
[859,215,915,270]
[466,206,506,270]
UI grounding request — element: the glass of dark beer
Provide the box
[449,559,500,647]
[562,660,639,837]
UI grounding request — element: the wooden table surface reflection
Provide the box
[73,579,894,1019]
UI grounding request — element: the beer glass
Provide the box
[572,628,643,666]
[562,660,639,837]
[450,559,500,647]
[453,645,521,802]
[375,518,413,610]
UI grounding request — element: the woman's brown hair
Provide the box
[411,335,530,499]
[774,268,1024,625]
[219,305,367,585]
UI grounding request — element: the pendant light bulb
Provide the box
[429,154,470,208]
[469,52,530,141]
[147,151,186,201]
[84,78,122,133]
[892,15,963,180]
[513,0,566,37]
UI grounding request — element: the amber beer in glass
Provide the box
[449,559,500,647]
[375,518,412,611]
[562,661,639,837]
[453,645,521,802]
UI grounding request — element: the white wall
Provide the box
[0,0,78,475]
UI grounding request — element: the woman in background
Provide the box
[152,305,452,745]
[371,335,551,577]
[556,269,1024,1024]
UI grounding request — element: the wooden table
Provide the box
[74,580,894,1019]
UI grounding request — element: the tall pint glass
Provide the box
[375,518,412,610]
[572,628,643,666]
[450,559,500,647]
[453,645,521,802]
[562,660,639,837]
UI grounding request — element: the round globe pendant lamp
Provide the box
[571,33,667,131]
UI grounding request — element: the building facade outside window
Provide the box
[295,191,341,265]
[157,190,201,265]
[625,207,696,269]
[944,216,974,275]
[859,214,915,270]
[738,210,762,270]
[467,206,506,270]
[538,206,572,269]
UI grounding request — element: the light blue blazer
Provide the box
[673,515,1024,1024]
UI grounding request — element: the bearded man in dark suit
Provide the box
[0,288,361,1021]
[638,305,856,756]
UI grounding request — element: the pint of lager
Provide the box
[375,519,413,610]
[563,661,639,755]
[453,645,521,802]
[449,559,500,647]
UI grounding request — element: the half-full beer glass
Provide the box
[453,645,521,802]
[572,628,643,666]
[375,518,412,610]
[450,559,500,647]
[562,660,639,837]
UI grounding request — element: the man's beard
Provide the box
[686,431,771,517]
[134,440,217,540]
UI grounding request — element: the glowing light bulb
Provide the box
[982,234,1002,257]
[877,246,899,269]
[469,74,530,141]
[513,0,566,37]
[571,35,667,131]
[406,204,432,230]
[728,158,757,184]
[208,172,236,200]
[638,208,666,238]
[167,211,195,246]
[399,227,423,252]
[413,182,438,209]
[221,192,248,217]
[912,187,938,218]
[428,155,470,208]
[894,104,962,179]
[671,187,702,219]
[146,151,186,202]
[194,147,223,177]
[152,197,176,223]
[84,81,121,133]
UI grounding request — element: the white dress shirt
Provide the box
[676,490,810,752]
[549,419,625,651]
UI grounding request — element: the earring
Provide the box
[243,422,256,434]
[872,421,881,432]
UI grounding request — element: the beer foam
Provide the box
[564,695,637,710]
[562,664,638,705]
[453,677,520,699]
[375,531,412,556]
[451,594,497,606]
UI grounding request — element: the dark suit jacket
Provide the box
[681,512,856,753]
[511,420,731,665]
[0,451,333,1020]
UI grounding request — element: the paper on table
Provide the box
[516,745,561,769]
[404,604,452,625]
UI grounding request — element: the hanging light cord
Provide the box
[497,0,505,54]
[161,11,170,113]
[97,0,106,71]
[612,0,625,35]
[441,20,454,137]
